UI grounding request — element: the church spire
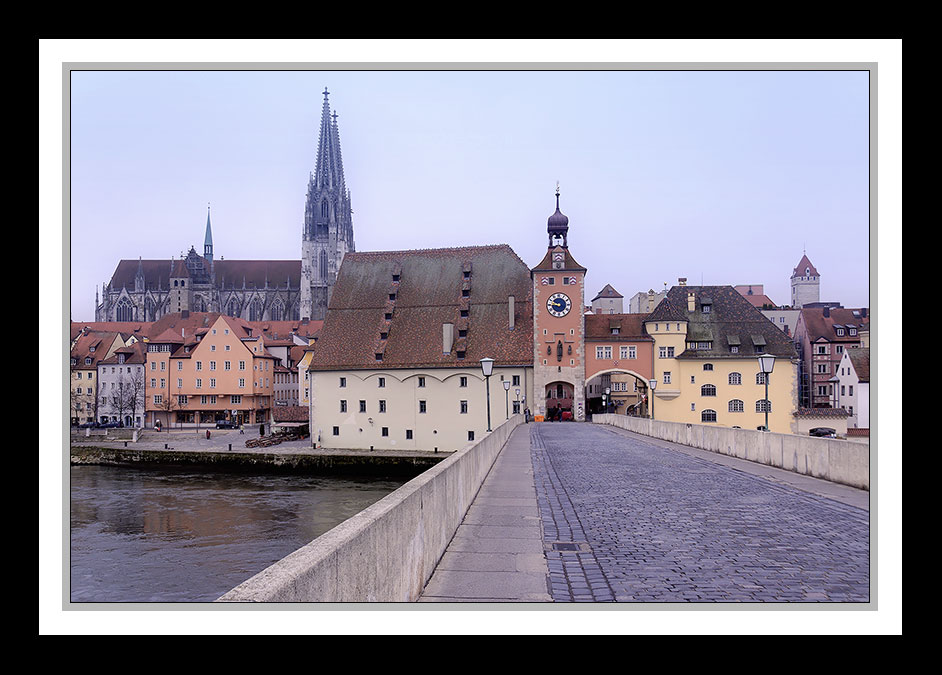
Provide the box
[204,203,214,263]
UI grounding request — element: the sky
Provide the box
[66,67,872,320]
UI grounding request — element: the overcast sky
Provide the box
[67,68,871,320]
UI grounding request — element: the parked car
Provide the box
[215,420,238,429]
[809,427,837,438]
[78,421,96,429]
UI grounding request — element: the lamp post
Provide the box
[480,357,494,432]
[503,380,511,420]
[605,387,611,414]
[757,355,775,432]
[648,378,657,420]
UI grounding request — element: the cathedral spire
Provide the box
[204,203,214,263]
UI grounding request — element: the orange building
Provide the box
[584,313,654,415]
[144,315,275,429]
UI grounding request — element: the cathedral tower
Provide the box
[300,88,356,321]
[531,186,587,420]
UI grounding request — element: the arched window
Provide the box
[703,363,713,371]
[701,409,717,423]
[249,299,264,322]
[728,399,744,413]
[192,295,206,312]
[321,199,329,219]
[728,372,742,385]
[756,372,769,385]
[227,299,241,318]
[700,384,716,397]
[319,250,328,279]
[756,399,772,413]
[270,300,283,322]
[116,298,134,322]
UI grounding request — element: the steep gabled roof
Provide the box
[309,245,533,371]
[592,284,623,301]
[847,347,870,383]
[648,285,797,360]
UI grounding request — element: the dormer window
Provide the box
[849,327,857,336]
[611,328,620,335]
[836,327,844,336]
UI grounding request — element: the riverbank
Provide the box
[70,427,451,477]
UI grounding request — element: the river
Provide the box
[69,464,408,603]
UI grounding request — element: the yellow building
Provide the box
[644,283,799,434]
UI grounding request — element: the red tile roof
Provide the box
[308,245,533,371]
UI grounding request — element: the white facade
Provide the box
[310,366,532,452]
[96,356,147,427]
[833,349,869,429]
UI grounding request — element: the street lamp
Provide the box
[648,378,657,420]
[480,357,494,432]
[605,387,611,414]
[515,387,520,416]
[503,380,511,420]
[757,355,775,432]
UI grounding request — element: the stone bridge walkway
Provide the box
[419,422,869,603]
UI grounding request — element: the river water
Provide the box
[70,465,408,603]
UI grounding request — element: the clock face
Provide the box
[546,292,572,317]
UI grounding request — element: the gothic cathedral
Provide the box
[94,88,354,324]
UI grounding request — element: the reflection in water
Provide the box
[70,465,407,602]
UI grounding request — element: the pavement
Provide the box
[419,421,870,603]
[419,423,551,602]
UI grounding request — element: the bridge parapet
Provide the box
[217,414,524,603]
[592,414,869,491]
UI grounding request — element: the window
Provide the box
[210,361,216,371]
[756,400,772,413]
[230,395,241,404]
[701,384,716,397]
[659,346,674,358]
[417,377,425,388]
[406,429,413,440]
[381,427,389,437]
[177,378,183,388]
[239,361,246,370]
[210,378,216,388]
[729,399,744,413]
[468,431,475,441]
[154,395,162,405]
[460,376,468,387]
[729,372,742,385]
[419,400,427,413]
[379,400,386,413]
[756,372,769,385]
[178,395,187,406]
[512,375,520,386]
[663,372,671,385]
[460,400,468,414]
[340,400,347,413]
[359,400,367,413]
[239,378,245,388]
[378,377,385,388]
[332,426,340,436]
[339,377,346,388]
[701,409,717,423]
[225,361,231,370]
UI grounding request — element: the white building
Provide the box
[833,347,870,430]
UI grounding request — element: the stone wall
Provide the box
[217,414,524,602]
[593,414,869,491]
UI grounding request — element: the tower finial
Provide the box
[323,86,329,101]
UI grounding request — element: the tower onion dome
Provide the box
[547,184,569,247]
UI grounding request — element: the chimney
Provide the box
[442,323,454,354]
[678,277,687,286]
[823,307,830,318]
[861,308,867,318]
[508,295,515,330]
[647,290,655,312]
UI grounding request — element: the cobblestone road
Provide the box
[531,423,870,603]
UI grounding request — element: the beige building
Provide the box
[643,283,800,434]
[306,245,533,452]
[70,330,126,426]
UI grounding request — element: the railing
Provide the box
[592,414,869,491]
[217,414,524,602]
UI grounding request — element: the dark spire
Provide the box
[204,203,214,263]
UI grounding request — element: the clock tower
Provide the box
[531,186,587,421]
